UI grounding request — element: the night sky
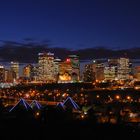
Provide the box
[0,0,140,50]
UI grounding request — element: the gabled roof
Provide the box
[63,97,80,110]
[30,100,42,110]
[9,98,32,112]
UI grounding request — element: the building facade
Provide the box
[104,66,117,81]
[83,64,95,82]
[134,66,140,80]
[117,58,131,80]
[68,55,80,81]
[58,59,72,82]
[10,62,19,80]
[0,65,5,82]
[37,52,56,83]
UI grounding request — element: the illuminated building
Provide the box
[108,59,118,67]
[54,58,61,81]
[58,58,72,82]
[134,66,140,80]
[58,55,80,83]
[58,55,80,82]
[117,58,131,80]
[32,66,38,82]
[23,64,34,79]
[10,61,19,80]
[91,60,105,81]
[104,66,117,81]
[4,69,14,82]
[83,64,95,82]
[63,97,80,110]
[9,98,32,112]
[0,65,5,82]
[37,52,56,82]
[95,63,105,81]
[83,60,105,82]
[68,55,80,81]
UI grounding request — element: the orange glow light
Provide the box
[127,96,131,100]
[116,95,120,100]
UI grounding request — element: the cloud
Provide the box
[0,40,140,63]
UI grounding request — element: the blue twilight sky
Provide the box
[0,0,140,50]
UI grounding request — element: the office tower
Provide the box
[83,64,95,82]
[108,59,118,67]
[23,64,34,79]
[95,63,105,81]
[37,52,56,82]
[104,66,116,81]
[134,66,140,80]
[31,66,38,82]
[58,58,72,82]
[10,61,19,80]
[117,58,131,80]
[0,65,5,82]
[68,55,80,81]
[4,69,14,83]
[83,60,105,82]
[54,58,61,82]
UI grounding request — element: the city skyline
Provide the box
[0,0,140,50]
[0,51,140,84]
[1,1,140,139]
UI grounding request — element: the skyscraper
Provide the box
[23,64,34,80]
[54,58,61,82]
[134,66,140,80]
[0,65,5,82]
[104,66,116,81]
[4,69,14,83]
[58,55,80,83]
[117,58,131,80]
[83,60,105,82]
[37,52,56,83]
[83,64,95,82]
[10,61,19,80]
[58,59,72,82]
[68,55,80,81]
[94,61,105,82]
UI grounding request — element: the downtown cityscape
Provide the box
[1,0,140,139]
[0,52,140,139]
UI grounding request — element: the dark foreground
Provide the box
[0,118,140,140]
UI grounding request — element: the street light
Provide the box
[126,96,131,100]
[96,95,100,98]
[115,95,120,100]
